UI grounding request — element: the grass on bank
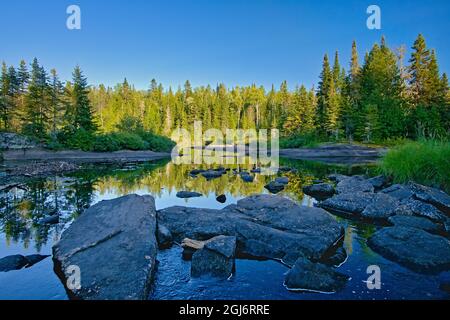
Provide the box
[380,139,450,193]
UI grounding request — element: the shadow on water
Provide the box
[0,158,449,300]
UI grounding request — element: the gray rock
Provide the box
[367,175,390,190]
[216,194,226,203]
[328,174,349,183]
[381,184,414,201]
[0,133,39,150]
[275,177,289,185]
[394,199,446,222]
[388,216,442,234]
[191,235,236,278]
[176,191,202,199]
[0,255,29,272]
[322,247,347,267]
[409,182,450,215]
[250,168,261,173]
[201,170,223,180]
[53,194,157,300]
[240,173,254,183]
[24,254,50,267]
[368,226,450,273]
[264,181,285,194]
[157,224,172,249]
[336,176,374,194]
[189,169,206,175]
[319,192,375,216]
[303,183,335,200]
[284,257,349,293]
[361,193,399,220]
[158,195,343,262]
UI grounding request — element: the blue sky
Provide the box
[1,0,449,90]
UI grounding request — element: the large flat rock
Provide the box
[158,194,344,262]
[53,194,157,300]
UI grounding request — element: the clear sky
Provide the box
[1,0,449,91]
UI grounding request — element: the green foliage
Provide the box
[63,128,95,151]
[380,140,450,193]
[110,132,147,150]
[279,133,326,148]
[92,134,121,152]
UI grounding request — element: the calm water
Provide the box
[0,158,449,300]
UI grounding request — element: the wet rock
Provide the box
[264,181,285,194]
[39,215,59,225]
[284,257,349,293]
[381,184,413,201]
[319,192,375,216]
[409,182,450,215]
[201,170,223,180]
[388,216,442,234]
[189,169,206,175]
[360,193,399,220]
[250,168,261,173]
[157,224,172,249]
[303,183,335,200]
[53,194,157,300]
[322,247,347,267]
[336,176,374,194]
[328,174,350,183]
[191,235,236,278]
[367,175,390,190]
[176,191,202,199]
[275,177,289,185]
[158,195,343,262]
[0,255,29,272]
[24,254,50,267]
[240,239,284,260]
[368,226,450,274]
[216,194,226,203]
[240,173,254,183]
[394,199,446,222]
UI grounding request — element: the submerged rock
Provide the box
[388,216,442,234]
[191,236,236,278]
[284,257,349,293]
[176,191,202,199]
[303,183,335,200]
[216,194,227,203]
[322,247,348,267]
[264,181,285,194]
[53,194,157,300]
[368,226,450,274]
[158,194,343,262]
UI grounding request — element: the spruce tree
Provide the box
[70,66,97,133]
[317,54,332,133]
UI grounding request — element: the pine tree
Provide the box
[70,66,97,132]
[316,54,332,133]
[408,34,431,106]
[49,69,64,139]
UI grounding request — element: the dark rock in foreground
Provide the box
[0,254,50,272]
[158,195,344,263]
[191,235,236,278]
[409,182,450,215]
[368,226,450,274]
[157,224,173,249]
[284,257,349,293]
[53,194,157,300]
[176,191,202,199]
[367,175,390,190]
[360,193,399,220]
[264,181,285,194]
[303,183,335,200]
[387,216,442,234]
[381,184,413,201]
[216,194,226,203]
[336,176,374,194]
[394,199,446,222]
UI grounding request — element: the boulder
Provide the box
[216,194,227,203]
[191,235,237,278]
[368,226,450,274]
[360,193,399,220]
[264,181,285,194]
[24,254,50,268]
[201,170,223,180]
[327,174,349,183]
[336,176,374,194]
[367,175,390,190]
[240,173,254,183]
[157,224,173,249]
[53,194,157,300]
[176,191,202,199]
[303,183,335,200]
[319,192,375,216]
[181,238,208,260]
[0,132,39,150]
[284,257,349,293]
[275,177,289,185]
[322,247,347,267]
[394,199,446,222]
[409,182,450,215]
[388,216,442,234]
[0,255,29,272]
[381,184,413,201]
[158,195,343,262]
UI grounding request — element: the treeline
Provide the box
[1,34,449,149]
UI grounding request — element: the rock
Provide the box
[360,193,399,220]
[157,224,172,249]
[394,199,446,222]
[381,184,413,201]
[367,175,390,190]
[328,174,350,183]
[0,132,39,150]
[176,191,202,199]
[322,247,347,267]
[53,194,157,300]
[240,173,254,183]
[39,215,59,225]
[368,226,450,274]
[264,181,285,194]
[250,168,261,173]
[158,195,343,262]
[0,255,29,272]
[275,177,289,185]
[319,192,375,216]
[191,236,237,278]
[216,194,226,203]
[189,169,205,175]
[24,254,50,267]
[8,161,80,177]
[336,176,374,194]
[440,282,450,293]
[303,183,335,200]
[388,216,442,234]
[284,257,349,293]
[409,182,450,215]
[201,170,223,180]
